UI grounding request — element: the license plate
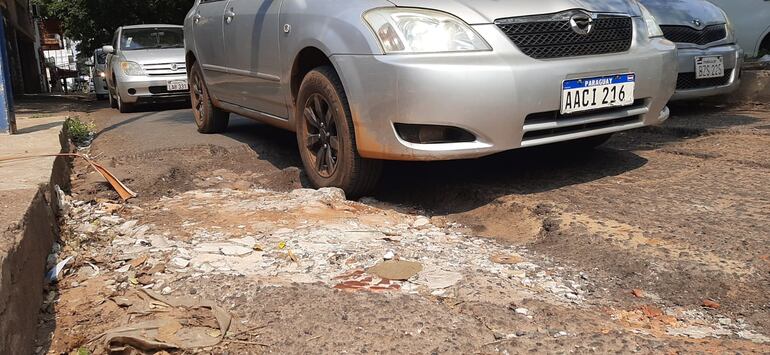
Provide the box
[167,80,188,91]
[695,56,724,79]
[561,74,635,115]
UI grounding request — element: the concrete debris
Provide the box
[57,187,592,304]
[383,249,395,260]
[666,326,732,339]
[515,308,529,316]
[170,257,190,269]
[412,217,430,229]
[737,330,770,344]
[368,260,423,281]
[414,269,463,289]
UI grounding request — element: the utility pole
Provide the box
[0,14,16,134]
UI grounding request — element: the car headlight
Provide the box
[120,61,145,76]
[638,3,663,38]
[720,9,735,39]
[363,8,490,54]
[98,71,106,78]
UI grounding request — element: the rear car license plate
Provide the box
[695,56,724,79]
[561,74,635,115]
[167,80,188,91]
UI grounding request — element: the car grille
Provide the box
[495,11,633,59]
[143,62,187,76]
[660,25,727,45]
[676,72,731,90]
[522,99,646,142]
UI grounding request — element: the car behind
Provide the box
[104,25,189,113]
[641,0,743,100]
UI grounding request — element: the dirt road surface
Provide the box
[35,98,770,354]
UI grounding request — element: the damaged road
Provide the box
[36,100,770,353]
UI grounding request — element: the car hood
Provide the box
[639,0,726,27]
[121,48,185,64]
[384,0,642,24]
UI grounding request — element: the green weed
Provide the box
[64,116,95,147]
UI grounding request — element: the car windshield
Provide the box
[120,28,183,50]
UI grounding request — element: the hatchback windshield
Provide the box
[120,28,183,50]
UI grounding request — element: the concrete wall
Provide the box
[0,129,70,354]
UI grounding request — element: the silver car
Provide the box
[184,0,677,196]
[641,0,743,100]
[707,0,770,58]
[92,48,109,100]
[103,25,189,113]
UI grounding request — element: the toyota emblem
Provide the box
[170,63,179,71]
[569,12,594,35]
[692,18,702,27]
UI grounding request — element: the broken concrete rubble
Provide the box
[41,182,770,352]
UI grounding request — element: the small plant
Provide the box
[64,116,95,147]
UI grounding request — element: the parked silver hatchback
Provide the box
[104,25,189,113]
[641,0,743,100]
[184,0,678,196]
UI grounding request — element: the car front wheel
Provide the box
[189,62,229,133]
[295,66,382,198]
[116,91,133,113]
[108,90,117,109]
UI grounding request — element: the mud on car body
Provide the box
[184,0,678,196]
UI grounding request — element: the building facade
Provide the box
[1,0,46,96]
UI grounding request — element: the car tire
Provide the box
[189,62,229,133]
[108,90,118,109]
[295,66,382,198]
[117,91,133,113]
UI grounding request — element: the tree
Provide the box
[34,0,194,56]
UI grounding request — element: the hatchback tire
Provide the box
[189,62,229,133]
[295,66,382,198]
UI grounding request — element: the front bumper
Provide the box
[116,74,189,104]
[671,44,743,101]
[333,22,677,161]
[94,76,109,95]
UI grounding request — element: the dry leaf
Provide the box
[130,254,149,268]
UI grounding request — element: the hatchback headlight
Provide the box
[120,61,145,76]
[364,8,490,54]
[638,3,663,38]
[720,9,736,39]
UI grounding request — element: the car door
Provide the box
[222,0,287,118]
[191,0,231,100]
[105,29,119,90]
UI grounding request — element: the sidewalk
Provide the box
[0,97,84,354]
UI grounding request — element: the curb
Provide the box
[0,127,72,354]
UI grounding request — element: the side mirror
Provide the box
[102,45,115,54]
